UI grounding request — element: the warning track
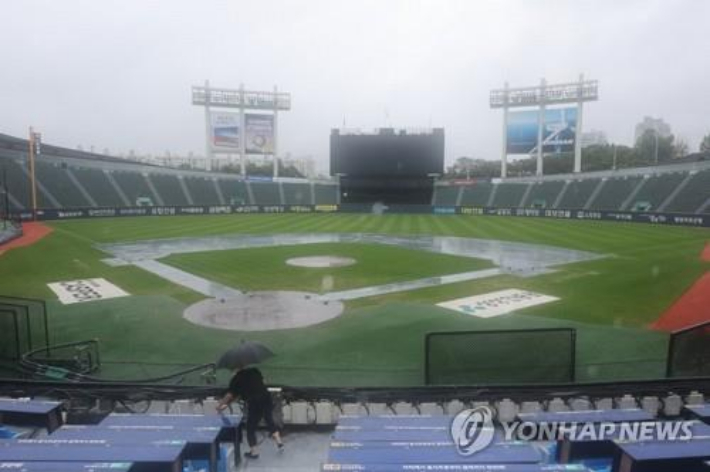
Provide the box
[0,222,53,255]
[652,243,710,332]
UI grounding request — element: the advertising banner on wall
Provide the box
[506,107,577,155]
[245,113,275,154]
[17,205,710,228]
[210,111,241,150]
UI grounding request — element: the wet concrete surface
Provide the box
[285,256,357,268]
[184,291,344,331]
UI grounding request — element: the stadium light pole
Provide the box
[573,73,585,173]
[239,83,247,178]
[500,82,509,179]
[654,128,660,165]
[1,166,7,229]
[492,76,597,179]
[273,85,279,179]
[203,80,213,172]
[536,78,546,177]
[193,82,290,177]
[27,127,39,221]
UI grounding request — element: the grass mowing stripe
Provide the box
[492,217,653,253]
[452,214,506,239]
[398,215,412,235]
[378,214,398,234]
[335,214,370,233]
[263,213,328,233]
[417,214,439,235]
[541,219,681,248]
[297,213,344,233]
[219,214,301,234]
[359,215,385,233]
[302,214,348,233]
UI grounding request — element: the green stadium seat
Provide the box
[111,171,155,206]
[631,173,685,211]
[492,183,528,208]
[217,179,249,205]
[282,182,311,205]
[587,176,641,211]
[664,170,710,214]
[149,174,189,206]
[34,161,90,208]
[250,181,282,205]
[0,156,32,210]
[432,185,460,205]
[459,182,494,206]
[557,179,599,209]
[524,181,565,208]
[183,176,222,206]
[70,166,125,207]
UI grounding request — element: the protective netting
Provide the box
[425,328,576,385]
[667,322,710,377]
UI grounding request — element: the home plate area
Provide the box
[437,289,560,318]
[183,291,344,331]
[285,256,357,268]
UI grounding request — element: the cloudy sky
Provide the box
[2,0,709,171]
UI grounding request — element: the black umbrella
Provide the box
[217,340,274,370]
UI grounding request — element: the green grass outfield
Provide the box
[0,213,708,386]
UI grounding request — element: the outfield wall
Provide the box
[12,203,710,228]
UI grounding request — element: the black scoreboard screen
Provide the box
[330,129,444,177]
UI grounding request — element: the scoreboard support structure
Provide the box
[490,75,598,178]
[192,82,290,175]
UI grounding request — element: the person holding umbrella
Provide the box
[216,340,284,459]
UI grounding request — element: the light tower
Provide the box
[490,75,598,178]
[192,83,291,176]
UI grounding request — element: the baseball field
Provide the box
[0,213,707,386]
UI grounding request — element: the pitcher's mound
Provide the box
[286,256,356,268]
[183,291,344,331]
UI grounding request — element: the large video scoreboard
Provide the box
[330,128,444,177]
[330,128,444,205]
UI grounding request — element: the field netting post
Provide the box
[666,321,710,378]
[425,328,576,385]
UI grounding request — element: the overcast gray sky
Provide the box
[2,0,709,171]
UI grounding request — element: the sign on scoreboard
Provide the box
[506,107,577,154]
